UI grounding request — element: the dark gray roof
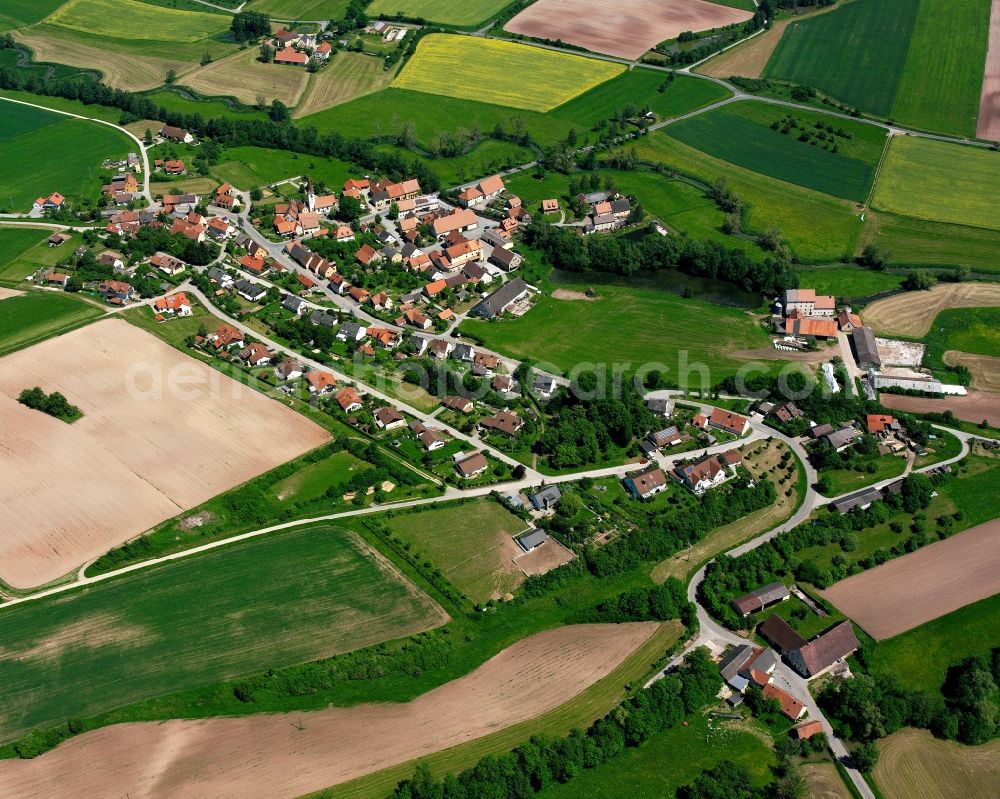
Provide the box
[207,266,229,282]
[529,485,561,508]
[832,487,883,513]
[473,277,528,319]
[235,279,264,297]
[283,295,306,312]
[517,529,549,551]
[824,425,861,450]
[852,326,881,368]
[310,309,337,327]
[719,644,756,681]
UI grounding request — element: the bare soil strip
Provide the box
[977,0,1000,140]
[861,282,1000,337]
[699,17,791,79]
[0,623,658,799]
[821,518,1000,640]
[881,391,1000,427]
[0,288,24,300]
[0,319,330,589]
[504,0,753,61]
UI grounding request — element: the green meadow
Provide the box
[212,145,356,190]
[860,212,1000,274]
[0,524,443,741]
[367,0,510,27]
[920,307,1000,377]
[0,0,65,30]
[0,101,131,211]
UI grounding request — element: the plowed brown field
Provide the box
[976,0,1000,141]
[880,391,1000,427]
[504,0,753,61]
[821,518,1000,639]
[0,623,659,799]
[0,318,329,589]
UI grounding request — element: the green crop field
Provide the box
[550,70,731,129]
[0,227,52,280]
[48,0,227,41]
[0,89,123,123]
[212,145,356,190]
[144,88,267,121]
[634,132,862,262]
[0,0,65,30]
[460,279,778,388]
[375,137,534,186]
[890,0,991,137]
[248,0,349,18]
[368,0,511,27]
[665,101,884,201]
[764,0,918,117]
[0,292,104,356]
[920,307,1000,377]
[392,34,622,112]
[860,212,1000,275]
[873,137,1000,232]
[385,500,530,603]
[0,523,444,742]
[538,713,775,799]
[0,101,131,211]
[0,227,84,284]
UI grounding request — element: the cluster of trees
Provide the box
[523,219,797,296]
[821,647,1000,747]
[534,379,654,469]
[271,315,335,352]
[111,224,218,267]
[572,579,695,627]
[17,387,81,422]
[229,11,270,41]
[699,473,941,625]
[389,649,722,799]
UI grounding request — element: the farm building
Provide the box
[757,614,807,654]
[472,278,530,319]
[764,683,806,720]
[516,529,549,553]
[732,581,790,617]
[782,288,835,317]
[831,486,884,514]
[786,621,860,680]
[851,326,882,370]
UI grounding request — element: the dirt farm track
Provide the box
[820,518,1000,640]
[0,319,330,589]
[504,0,753,61]
[0,623,658,799]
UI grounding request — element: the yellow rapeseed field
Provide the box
[392,34,623,112]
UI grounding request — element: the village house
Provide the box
[709,407,751,436]
[783,310,839,339]
[645,397,675,418]
[235,279,266,302]
[43,270,69,287]
[335,386,363,413]
[337,322,367,343]
[822,424,863,452]
[837,308,862,331]
[623,467,667,500]
[764,683,807,720]
[432,208,478,239]
[541,198,559,213]
[770,401,803,424]
[370,178,421,209]
[282,295,308,315]
[478,410,523,438]
[403,307,431,330]
[473,351,499,377]
[454,451,489,479]
[492,374,517,398]
[207,323,244,351]
[239,255,269,277]
[674,454,728,494]
[458,174,504,209]
[306,370,337,394]
[488,246,522,272]
[786,621,860,680]
[207,266,234,288]
[782,288,835,317]
[274,359,304,381]
[239,342,272,367]
[275,47,309,66]
[374,406,406,431]
[472,277,529,319]
[867,413,900,437]
[442,395,473,414]
[34,192,66,210]
[644,425,683,453]
[152,292,192,317]
[98,250,126,271]
[98,279,133,304]
[757,615,808,655]
[419,428,446,451]
[149,253,185,276]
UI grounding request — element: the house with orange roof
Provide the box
[163,159,186,175]
[306,370,337,394]
[209,324,244,350]
[153,293,192,316]
[35,192,65,209]
[334,224,354,242]
[240,255,269,276]
[355,243,380,267]
[274,47,308,66]
[541,198,559,213]
[335,386,363,413]
[866,414,900,436]
[349,286,370,304]
[431,208,478,238]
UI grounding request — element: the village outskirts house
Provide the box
[623,467,667,500]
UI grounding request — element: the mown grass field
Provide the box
[212,145,356,189]
[550,69,731,129]
[665,101,885,201]
[633,132,861,262]
[0,109,130,211]
[270,450,371,503]
[0,88,122,122]
[248,0,349,17]
[0,524,444,742]
[0,226,84,285]
[294,52,397,118]
[49,0,227,42]
[537,713,775,799]
[872,137,1000,232]
[0,292,104,358]
[182,47,310,107]
[874,728,1000,799]
[889,0,991,137]
[144,88,267,120]
[793,265,902,301]
[392,34,622,112]
[764,0,917,117]
[368,0,511,27]
[859,211,1000,274]
[385,500,529,603]
[377,138,535,186]
[820,455,907,496]
[460,279,777,387]
[0,0,65,30]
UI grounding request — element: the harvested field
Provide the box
[293,52,396,118]
[943,351,1000,392]
[874,728,1000,799]
[881,390,1000,428]
[504,0,753,61]
[14,28,193,91]
[392,34,622,112]
[821,518,1000,640]
[0,287,23,300]
[0,318,329,589]
[181,48,309,108]
[149,176,217,197]
[802,763,853,799]
[978,0,1000,140]
[48,0,226,42]
[0,623,659,799]
[861,282,1000,337]
[699,19,788,79]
